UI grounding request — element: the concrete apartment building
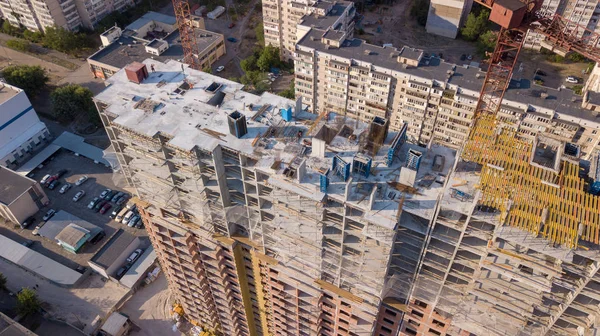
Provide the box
[0,0,135,32]
[262,0,355,60]
[0,83,51,169]
[88,12,225,79]
[294,27,600,159]
[94,58,600,336]
[0,166,48,225]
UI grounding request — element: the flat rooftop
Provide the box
[297,28,600,124]
[0,166,35,206]
[90,229,137,269]
[124,11,177,31]
[38,210,102,243]
[300,1,353,30]
[0,83,20,104]
[95,59,457,229]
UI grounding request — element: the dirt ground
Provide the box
[120,275,185,336]
[358,1,479,64]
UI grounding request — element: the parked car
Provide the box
[115,266,129,279]
[99,202,112,214]
[45,175,58,186]
[90,231,106,245]
[536,70,547,76]
[100,189,112,199]
[56,169,68,178]
[216,65,225,72]
[467,54,473,60]
[460,54,466,61]
[122,211,135,224]
[75,176,88,186]
[94,200,108,212]
[21,240,34,248]
[73,190,85,202]
[88,197,100,209]
[20,216,35,229]
[59,183,72,194]
[228,22,235,28]
[42,209,56,221]
[127,249,144,263]
[32,222,45,236]
[75,266,87,274]
[104,190,117,201]
[111,192,125,203]
[566,76,579,84]
[48,180,60,190]
[134,220,144,229]
[126,202,137,211]
[226,37,237,42]
[127,215,140,227]
[40,174,52,185]
[116,196,128,206]
[110,205,124,219]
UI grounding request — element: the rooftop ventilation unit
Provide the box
[406,149,422,171]
[125,62,148,84]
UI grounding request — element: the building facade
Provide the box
[0,166,48,225]
[0,83,50,169]
[0,0,135,32]
[294,27,600,159]
[262,0,355,61]
[425,0,473,38]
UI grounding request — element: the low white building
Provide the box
[0,83,50,169]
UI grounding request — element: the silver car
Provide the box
[72,190,85,202]
[59,183,72,194]
[75,176,88,186]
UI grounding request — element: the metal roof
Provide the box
[100,312,129,335]
[13,144,61,176]
[0,234,82,285]
[119,247,156,288]
[0,166,35,206]
[0,312,37,335]
[90,229,138,269]
[38,211,102,244]
[52,132,112,167]
[124,11,177,31]
[55,224,90,248]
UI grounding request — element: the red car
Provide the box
[228,22,235,28]
[45,175,58,186]
[99,203,112,214]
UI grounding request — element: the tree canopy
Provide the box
[461,9,490,41]
[42,26,91,54]
[410,0,430,26]
[51,85,100,125]
[16,288,40,316]
[255,22,265,46]
[477,30,497,55]
[1,65,48,97]
[256,45,280,72]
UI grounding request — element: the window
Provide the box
[433,319,445,327]
[380,326,392,333]
[429,328,442,335]
[414,300,428,308]
[383,317,395,324]
[405,327,417,335]
[411,310,424,318]
[385,309,397,317]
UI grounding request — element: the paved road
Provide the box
[120,275,183,336]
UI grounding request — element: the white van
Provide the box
[121,211,134,224]
[115,207,129,222]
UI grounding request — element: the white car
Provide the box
[566,76,579,84]
[75,176,88,186]
[40,174,52,185]
[127,249,143,263]
[59,183,71,194]
[42,209,56,221]
[73,190,85,202]
[216,65,225,72]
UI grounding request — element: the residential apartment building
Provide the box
[0,83,51,169]
[94,58,600,336]
[88,12,225,79]
[0,0,135,32]
[294,27,600,159]
[262,0,355,60]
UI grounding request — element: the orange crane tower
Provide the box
[173,0,200,70]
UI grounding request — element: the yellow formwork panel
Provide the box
[463,115,600,248]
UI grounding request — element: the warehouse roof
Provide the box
[0,166,35,206]
[90,230,137,269]
[120,247,156,288]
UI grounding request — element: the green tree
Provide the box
[567,52,585,62]
[42,26,90,54]
[256,45,280,72]
[476,30,497,56]
[16,288,40,316]
[23,29,43,43]
[202,65,212,73]
[6,39,30,52]
[51,85,100,125]
[461,9,490,41]
[240,54,258,72]
[279,80,295,99]
[255,22,264,46]
[0,273,6,291]
[1,65,48,97]
[1,21,21,37]
[410,0,430,26]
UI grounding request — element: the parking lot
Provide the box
[1,148,147,268]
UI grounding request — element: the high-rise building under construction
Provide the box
[95,59,600,336]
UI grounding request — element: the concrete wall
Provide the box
[0,184,47,224]
[0,90,39,148]
[425,0,471,39]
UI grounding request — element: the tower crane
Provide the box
[468,0,600,123]
[173,0,200,70]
